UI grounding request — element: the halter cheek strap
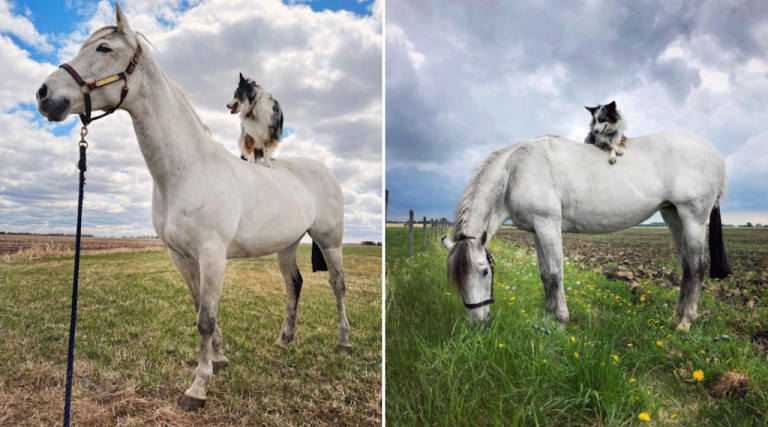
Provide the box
[456,235,496,309]
[59,39,142,126]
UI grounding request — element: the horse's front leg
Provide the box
[178,243,227,411]
[168,249,229,375]
[533,224,568,324]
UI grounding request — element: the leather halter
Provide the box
[455,235,496,309]
[58,34,142,127]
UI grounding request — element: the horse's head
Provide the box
[442,231,494,326]
[37,4,143,122]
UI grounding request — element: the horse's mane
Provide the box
[453,145,517,239]
[81,26,211,136]
[446,238,473,291]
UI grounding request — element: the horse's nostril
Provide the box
[36,84,48,101]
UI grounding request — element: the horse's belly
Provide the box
[561,198,661,233]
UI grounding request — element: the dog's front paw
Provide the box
[609,157,617,165]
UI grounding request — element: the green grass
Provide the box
[0,245,381,426]
[386,227,767,426]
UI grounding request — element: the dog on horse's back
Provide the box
[226,73,283,167]
[584,101,627,165]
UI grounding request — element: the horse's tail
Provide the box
[708,206,732,279]
[311,241,328,272]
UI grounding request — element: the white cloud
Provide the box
[386,0,768,224]
[0,0,52,52]
[0,0,382,242]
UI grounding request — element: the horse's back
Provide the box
[508,133,725,233]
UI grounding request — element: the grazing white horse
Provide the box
[36,5,350,411]
[442,134,730,332]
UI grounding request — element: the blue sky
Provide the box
[386,1,768,227]
[0,0,382,241]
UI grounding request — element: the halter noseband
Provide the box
[59,33,142,127]
[455,235,496,309]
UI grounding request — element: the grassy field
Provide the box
[0,244,381,426]
[386,226,767,426]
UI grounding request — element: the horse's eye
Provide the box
[96,43,112,53]
[482,268,490,277]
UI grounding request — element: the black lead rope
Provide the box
[63,127,88,427]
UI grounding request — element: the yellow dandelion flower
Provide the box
[629,377,636,383]
[656,340,663,347]
[638,412,651,422]
[510,295,516,302]
[574,351,580,359]
[627,343,633,348]
[640,294,646,302]
[612,354,620,363]
[693,370,704,381]
[671,413,678,420]
[498,343,505,349]
[570,336,576,343]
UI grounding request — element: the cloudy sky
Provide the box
[0,0,382,242]
[386,0,768,227]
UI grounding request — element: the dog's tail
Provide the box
[312,241,328,272]
[708,206,732,279]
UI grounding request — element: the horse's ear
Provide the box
[115,3,133,34]
[441,235,455,251]
[480,231,488,246]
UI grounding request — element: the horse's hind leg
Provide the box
[317,245,351,352]
[168,249,229,374]
[663,206,707,331]
[275,239,303,348]
[533,223,568,324]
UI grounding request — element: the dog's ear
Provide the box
[585,105,598,115]
[606,100,617,111]
[239,72,245,82]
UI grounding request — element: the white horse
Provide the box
[36,5,350,411]
[442,134,730,332]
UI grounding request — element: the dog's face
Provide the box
[585,101,622,134]
[227,73,259,114]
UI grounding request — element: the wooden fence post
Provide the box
[408,210,414,257]
[422,216,427,250]
[385,189,388,224]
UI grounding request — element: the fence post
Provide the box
[385,189,388,224]
[422,216,427,250]
[408,210,414,257]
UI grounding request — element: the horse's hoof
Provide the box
[177,394,206,411]
[212,359,229,374]
[676,320,692,332]
[335,343,353,354]
[668,314,683,324]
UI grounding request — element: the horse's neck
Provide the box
[454,147,514,240]
[123,60,211,192]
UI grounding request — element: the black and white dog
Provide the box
[584,101,627,165]
[226,73,283,167]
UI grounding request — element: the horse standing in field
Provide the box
[36,5,351,411]
[442,134,730,332]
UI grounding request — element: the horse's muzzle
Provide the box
[38,96,71,122]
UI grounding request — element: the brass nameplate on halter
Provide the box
[94,75,120,87]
